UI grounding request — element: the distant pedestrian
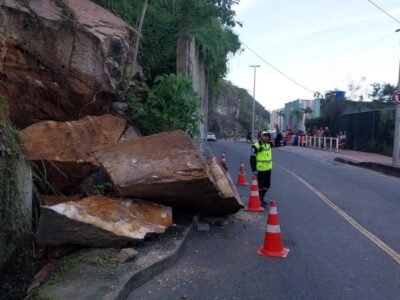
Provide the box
[250,131,272,207]
[324,126,330,137]
[246,131,251,143]
[339,130,346,149]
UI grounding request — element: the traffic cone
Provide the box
[235,162,249,186]
[257,200,289,258]
[245,175,264,212]
[220,152,228,171]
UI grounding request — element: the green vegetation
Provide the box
[127,74,201,137]
[33,249,120,299]
[92,181,114,196]
[92,0,241,135]
[93,0,240,83]
[369,82,397,102]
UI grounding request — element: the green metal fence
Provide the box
[335,108,395,156]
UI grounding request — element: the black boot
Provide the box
[259,189,268,207]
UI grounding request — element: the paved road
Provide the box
[128,141,400,300]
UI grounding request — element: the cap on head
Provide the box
[261,131,271,138]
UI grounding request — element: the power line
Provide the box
[367,0,400,24]
[240,41,316,94]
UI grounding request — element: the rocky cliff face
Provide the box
[208,81,270,138]
[0,0,138,128]
[208,86,243,138]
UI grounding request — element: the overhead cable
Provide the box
[240,41,316,94]
[366,0,400,24]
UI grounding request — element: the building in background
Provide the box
[325,90,346,100]
[270,108,285,130]
[283,99,318,131]
[270,98,322,131]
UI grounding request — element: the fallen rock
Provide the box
[41,195,83,206]
[94,130,243,214]
[21,114,126,193]
[196,222,210,232]
[36,196,173,247]
[119,125,142,142]
[201,215,231,227]
[116,248,139,263]
[0,0,138,128]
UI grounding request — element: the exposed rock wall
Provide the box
[0,0,138,128]
[208,81,270,138]
[208,86,244,138]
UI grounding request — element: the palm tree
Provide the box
[277,110,285,130]
[291,108,303,130]
[301,107,313,132]
[301,107,313,119]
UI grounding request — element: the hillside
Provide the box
[208,80,270,138]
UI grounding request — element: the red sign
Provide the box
[394,90,400,105]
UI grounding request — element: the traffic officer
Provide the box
[250,131,272,207]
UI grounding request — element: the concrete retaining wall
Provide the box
[177,34,208,139]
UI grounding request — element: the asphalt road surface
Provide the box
[128,141,400,300]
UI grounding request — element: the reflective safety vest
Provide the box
[254,142,272,171]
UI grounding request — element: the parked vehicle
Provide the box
[206,132,217,141]
[267,130,286,147]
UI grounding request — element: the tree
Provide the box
[301,107,313,130]
[277,110,285,130]
[313,91,323,99]
[369,82,396,102]
[301,107,313,118]
[347,76,367,101]
[291,108,303,130]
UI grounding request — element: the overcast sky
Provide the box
[226,0,400,111]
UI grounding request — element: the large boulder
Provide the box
[35,196,173,247]
[20,114,127,193]
[94,130,244,214]
[0,0,138,128]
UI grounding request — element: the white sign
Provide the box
[394,90,400,105]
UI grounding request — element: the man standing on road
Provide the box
[250,131,272,207]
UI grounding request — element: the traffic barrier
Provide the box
[300,136,340,153]
[220,152,228,171]
[257,200,289,258]
[236,161,249,186]
[245,175,264,212]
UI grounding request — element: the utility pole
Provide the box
[392,29,400,167]
[249,65,260,142]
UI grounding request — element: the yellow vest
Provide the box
[254,142,272,171]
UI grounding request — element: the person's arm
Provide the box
[250,145,257,173]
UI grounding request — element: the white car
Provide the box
[207,132,217,141]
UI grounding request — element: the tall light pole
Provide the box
[249,65,260,142]
[392,29,400,167]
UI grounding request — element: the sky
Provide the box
[226,0,400,111]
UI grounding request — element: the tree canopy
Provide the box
[93,0,241,85]
[369,82,397,102]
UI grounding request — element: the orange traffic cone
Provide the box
[236,162,249,186]
[257,200,289,258]
[245,175,264,212]
[220,152,228,171]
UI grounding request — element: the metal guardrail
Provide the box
[297,136,340,153]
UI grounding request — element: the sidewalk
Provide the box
[280,146,400,178]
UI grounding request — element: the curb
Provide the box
[114,214,199,299]
[334,157,400,178]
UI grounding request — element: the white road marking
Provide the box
[278,163,400,265]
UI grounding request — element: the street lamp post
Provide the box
[392,29,400,167]
[249,65,260,142]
